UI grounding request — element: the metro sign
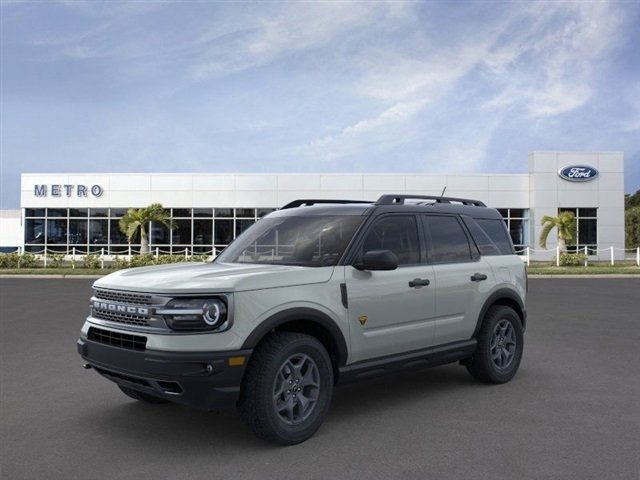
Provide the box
[33,184,104,197]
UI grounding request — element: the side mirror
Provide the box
[354,249,399,271]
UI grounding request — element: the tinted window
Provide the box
[475,219,513,255]
[361,216,420,265]
[463,218,500,256]
[423,216,472,263]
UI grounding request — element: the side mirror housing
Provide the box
[354,249,399,271]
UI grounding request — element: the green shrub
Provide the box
[113,257,131,269]
[0,253,18,268]
[559,252,588,266]
[128,254,156,268]
[83,254,101,269]
[47,253,65,268]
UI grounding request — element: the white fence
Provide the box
[3,245,640,269]
[515,246,640,267]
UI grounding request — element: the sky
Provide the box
[1,0,639,208]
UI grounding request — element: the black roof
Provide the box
[274,194,503,220]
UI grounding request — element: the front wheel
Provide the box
[238,332,334,445]
[466,305,524,384]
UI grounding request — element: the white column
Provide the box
[43,249,48,268]
[526,246,530,266]
[637,247,640,267]
[72,247,76,269]
[185,247,189,259]
[101,248,105,269]
[584,245,588,267]
[155,247,159,259]
[556,246,560,267]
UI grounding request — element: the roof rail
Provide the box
[376,194,486,207]
[280,199,373,209]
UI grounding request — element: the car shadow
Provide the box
[78,363,485,451]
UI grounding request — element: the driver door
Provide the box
[345,214,436,363]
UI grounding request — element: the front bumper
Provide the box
[77,338,252,411]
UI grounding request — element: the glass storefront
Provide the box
[497,209,530,254]
[23,206,601,256]
[559,208,598,254]
[23,208,276,254]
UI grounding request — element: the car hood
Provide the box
[93,262,335,294]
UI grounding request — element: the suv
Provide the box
[78,194,526,445]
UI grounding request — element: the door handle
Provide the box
[409,278,430,288]
[470,273,488,282]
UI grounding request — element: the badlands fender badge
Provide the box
[358,315,368,326]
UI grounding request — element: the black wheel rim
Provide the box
[272,353,320,425]
[490,319,517,369]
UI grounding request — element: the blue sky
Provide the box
[1,0,639,208]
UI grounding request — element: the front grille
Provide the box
[88,327,147,351]
[92,309,151,327]
[94,288,153,305]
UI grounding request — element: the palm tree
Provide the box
[539,211,576,251]
[119,203,174,255]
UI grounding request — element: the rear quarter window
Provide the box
[473,218,514,255]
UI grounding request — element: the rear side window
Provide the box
[361,215,420,265]
[475,219,514,255]
[422,215,472,264]
[463,218,501,256]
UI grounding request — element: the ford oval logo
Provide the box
[558,165,599,182]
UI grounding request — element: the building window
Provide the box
[23,207,267,255]
[559,208,597,254]
[497,209,529,254]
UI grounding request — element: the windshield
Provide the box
[216,215,364,267]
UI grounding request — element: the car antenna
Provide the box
[440,186,447,197]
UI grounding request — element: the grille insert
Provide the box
[94,289,153,305]
[92,309,151,327]
[88,327,147,351]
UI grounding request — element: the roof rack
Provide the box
[376,194,486,207]
[280,199,373,209]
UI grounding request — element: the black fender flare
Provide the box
[241,307,349,367]
[472,288,526,338]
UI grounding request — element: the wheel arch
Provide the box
[472,288,526,338]
[241,307,349,374]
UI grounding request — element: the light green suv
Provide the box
[78,194,527,445]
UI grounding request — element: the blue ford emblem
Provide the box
[558,165,599,182]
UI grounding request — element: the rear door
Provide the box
[422,215,493,345]
[345,214,436,363]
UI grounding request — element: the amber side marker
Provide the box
[228,356,246,367]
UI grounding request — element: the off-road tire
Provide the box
[238,331,334,445]
[118,385,169,404]
[466,305,524,384]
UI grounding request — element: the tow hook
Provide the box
[82,363,92,370]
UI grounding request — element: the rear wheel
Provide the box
[238,331,334,445]
[118,385,169,404]
[466,305,523,384]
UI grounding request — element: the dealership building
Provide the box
[0,151,626,260]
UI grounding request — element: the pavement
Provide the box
[1,278,639,480]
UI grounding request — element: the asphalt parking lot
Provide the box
[1,277,639,480]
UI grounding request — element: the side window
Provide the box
[361,215,420,265]
[463,217,501,256]
[422,215,472,264]
[475,219,514,255]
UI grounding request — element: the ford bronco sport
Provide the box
[78,194,526,445]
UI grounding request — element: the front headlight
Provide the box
[157,298,229,332]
